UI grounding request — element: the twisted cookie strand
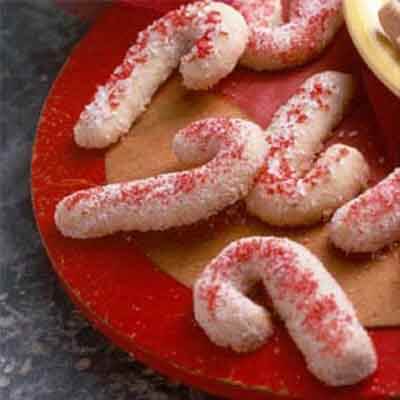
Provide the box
[74,1,249,148]
[56,118,267,238]
[246,71,370,227]
[240,0,343,71]
[194,237,377,386]
[330,168,400,253]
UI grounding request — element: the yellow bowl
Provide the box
[343,0,400,97]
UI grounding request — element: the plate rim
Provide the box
[30,2,400,399]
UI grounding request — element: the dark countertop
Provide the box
[0,2,216,399]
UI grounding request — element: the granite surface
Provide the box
[0,1,217,399]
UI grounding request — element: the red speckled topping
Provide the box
[55,118,267,238]
[66,118,247,210]
[255,74,340,198]
[301,146,350,187]
[81,0,224,116]
[244,0,342,69]
[231,0,280,26]
[33,2,397,395]
[196,237,355,357]
[344,168,400,224]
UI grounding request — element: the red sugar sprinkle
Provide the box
[203,284,221,313]
[62,118,260,233]
[244,0,342,69]
[199,238,354,356]
[84,1,225,111]
[195,34,214,59]
[302,294,351,356]
[253,75,346,200]
[65,189,99,210]
[345,169,400,223]
[173,172,197,194]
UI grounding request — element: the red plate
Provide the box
[31,2,400,399]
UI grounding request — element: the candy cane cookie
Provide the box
[74,1,249,149]
[240,0,344,71]
[379,0,400,50]
[194,237,377,386]
[246,71,370,227]
[330,168,400,253]
[56,118,267,238]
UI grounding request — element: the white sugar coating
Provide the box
[250,144,369,226]
[231,0,283,28]
[193,237,377,386]
[55,118,267,238]
[379,0,400,50]
[240,0,343,71]
[74,1,249,148]
[246,71,370,226]
[330,168,400,253]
